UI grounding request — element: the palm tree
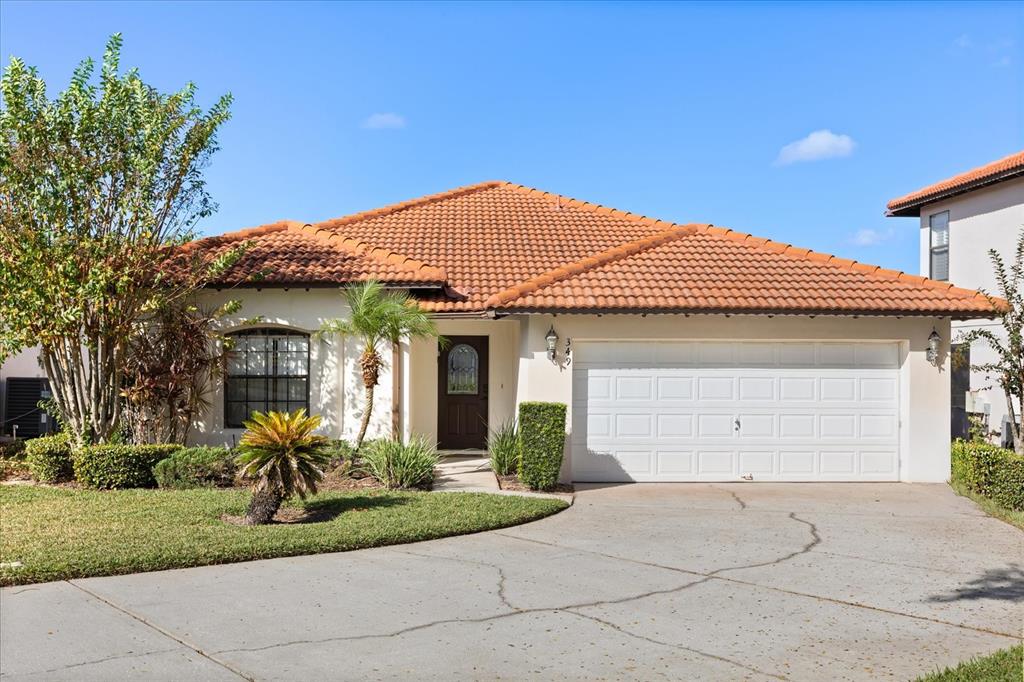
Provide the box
[320,280,442,449]
[235,409,331,524]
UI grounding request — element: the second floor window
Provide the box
[225,329,310,428]
[929,211,949,281]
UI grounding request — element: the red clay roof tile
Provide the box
[887,150,1024,216]
[186,181,999,318]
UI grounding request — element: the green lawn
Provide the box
[0,485,567,585]
[916,645,1023,682]
[949,480,1024,532]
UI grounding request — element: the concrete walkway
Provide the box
[432,455,500,492]
[2,483,1022,681]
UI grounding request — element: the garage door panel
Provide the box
[698,377,734,400]
[779,377,816,401]
[698,450,735,475]
[656,376,693,400]
[820,377,857,401]
[571,341,901,482]
[656,450,695,475]
[739,450,774,475]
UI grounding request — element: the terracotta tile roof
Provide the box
[175,221,446,287]
[313,181,686,311]
[887,150,1024,217]
[486,223,998,316]
[309,181,996,317]
[184,181,998,318]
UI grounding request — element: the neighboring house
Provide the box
[165,181,995,483]
[887,151,1023,443]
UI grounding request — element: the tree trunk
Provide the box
[1006,388,1023,455]
[244,488,284,525]
[355,346,382,450]
[356,383,375,450]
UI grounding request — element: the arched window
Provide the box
[225,329,310,427]
[447,343,479,395]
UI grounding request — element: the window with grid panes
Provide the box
[224,329,310,427]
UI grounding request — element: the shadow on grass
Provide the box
[291,494,409,523]
[927,563,1024,603]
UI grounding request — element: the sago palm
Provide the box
[320,280,442,449]
[235,409,331,524]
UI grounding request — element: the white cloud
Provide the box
[774,129,856,166]
[361,112,406,130]
[849,228,895,247]
[952,34,972,49]
[992,55,1012,68]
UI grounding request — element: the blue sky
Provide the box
[1,1,1020,273]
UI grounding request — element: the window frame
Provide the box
[223,328,311,428]
[928,211,950,281]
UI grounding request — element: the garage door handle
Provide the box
[734,418,741,431]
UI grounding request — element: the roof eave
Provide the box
[886,167,1024,217]
[489,306,1000,320]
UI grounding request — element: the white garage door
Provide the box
[571,341,901,482]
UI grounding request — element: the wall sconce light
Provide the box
[545,326,559,362]
[926,329,941,365]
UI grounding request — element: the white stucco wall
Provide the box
[512,314,953,483]
[917,177,1022,435]
[191,288,395,446]
[0,347,45,380]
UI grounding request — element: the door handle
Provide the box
[734,418,741,432]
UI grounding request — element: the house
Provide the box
[887,151,1023,443]
[173,181,996,483]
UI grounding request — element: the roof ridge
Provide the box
[498,181,687,232]
[178,220,298,252]
[690,224,995,304]
[288,222,448,283]
[485,223,703,308]
[315,181,504,231]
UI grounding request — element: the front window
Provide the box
[929,211,949,281]
[224,329,310,427]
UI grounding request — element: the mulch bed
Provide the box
[318,462,384,492]
[497,474,574,494]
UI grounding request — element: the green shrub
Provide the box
[361,437,438,489]
[24,433,73,483]
[324,439,356,468]
[0,457,31,479]
[951,440,1024,511]
[153,446,235,489]
[74,444,182,489]
[488,419,519,476]
[0,438,26,460]
[518,401,567,490]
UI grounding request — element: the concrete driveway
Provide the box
[2,484,1022,681]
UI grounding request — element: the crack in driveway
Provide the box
[563,610,789,680]
[66,581,253,680]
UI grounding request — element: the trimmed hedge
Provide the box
[24,433,73,483]
[0,438,26,460]
[518,401,567,490]
[153,446,236,489]
[74,444,183,489]
[951,440,1024,512]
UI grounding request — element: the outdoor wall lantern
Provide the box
[545,326,559,362]
[926,329,942,365]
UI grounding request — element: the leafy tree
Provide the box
[235,409,331,525]
[958,229,1023,455]
[121,298,241,445]
[319,280,443,449]
[0,35,234,444]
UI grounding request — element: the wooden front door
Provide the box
[438,336,489,450]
